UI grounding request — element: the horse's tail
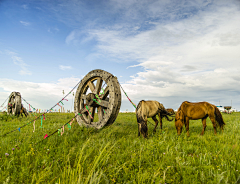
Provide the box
[136,101,148,137]
[214,106,225,130]
[158,104,174,121]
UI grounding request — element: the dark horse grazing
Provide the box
[175,101,225,136]
[166,108,175,115]
[136,100,174,138]
[17,104,28,117]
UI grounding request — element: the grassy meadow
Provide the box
[0,112,240,183]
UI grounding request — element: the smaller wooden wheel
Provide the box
[74,69,121,129]
[7,92,22,115]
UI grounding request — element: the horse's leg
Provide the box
[158,113,163,129]
[145,120,148,137]
[185,117,190,136]
[152,115,158,133]
[200,117,207,135]
[138,123,140,136]
[139,114,148,138]
[160,116,163,130]
[140,120,148,138]
[209,114,217,135]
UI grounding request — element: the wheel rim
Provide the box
[74,69,121,129]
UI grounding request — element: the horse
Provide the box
[136,100,174,138]
[17,104,28,117]
[175,101,225,136]
[166,108,175,115]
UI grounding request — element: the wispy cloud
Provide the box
[6,51,32,75]
[21,4,28,9]
[65,29,95,46]
[79,1,240,109]
[65,31,76,44]
[62,1,240,94]
[48,27,60,33]
[59,65,72,70]
[2,0,239,111]
[20,21,30,26]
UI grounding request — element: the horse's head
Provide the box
[175,110,184,135]
[139,122,148,138]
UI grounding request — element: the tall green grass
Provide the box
[0,112,239,183]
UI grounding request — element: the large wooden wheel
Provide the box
[7,92,22,115]
[74,69,121,129]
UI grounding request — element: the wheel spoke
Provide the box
[88,81,95,92]
[82,85,89,94]
[92,106,96,121]
[99,99,109,108]
[95,77,103,94]
[97,106,104,120]
[80,107,87,114]
[87,106,95,123]
[102,85,109,100]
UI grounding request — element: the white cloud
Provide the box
[48,27,60,33]
[65,30,93,45]
[7,0,239,111]
[87,1,240,109]
[20,21,30,26]
[65,30,77,45]
[59,65,72,70]
[6,51,32,75]
[0,77,81,111]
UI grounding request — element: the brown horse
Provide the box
[166,108,175,115]
[136,100,174,138]
[175,101,225,136]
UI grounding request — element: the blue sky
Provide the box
[0,0,240,112]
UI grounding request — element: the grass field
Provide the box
[0,112,239,183]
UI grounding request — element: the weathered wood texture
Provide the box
[7,92,22,115]
[74,69,121,129]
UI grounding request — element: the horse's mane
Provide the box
[136,100,148,137]
[179,101,191,111]
[136,100,144,111]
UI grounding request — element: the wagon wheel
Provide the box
[74,69,121,129]
[7,92,22,115]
